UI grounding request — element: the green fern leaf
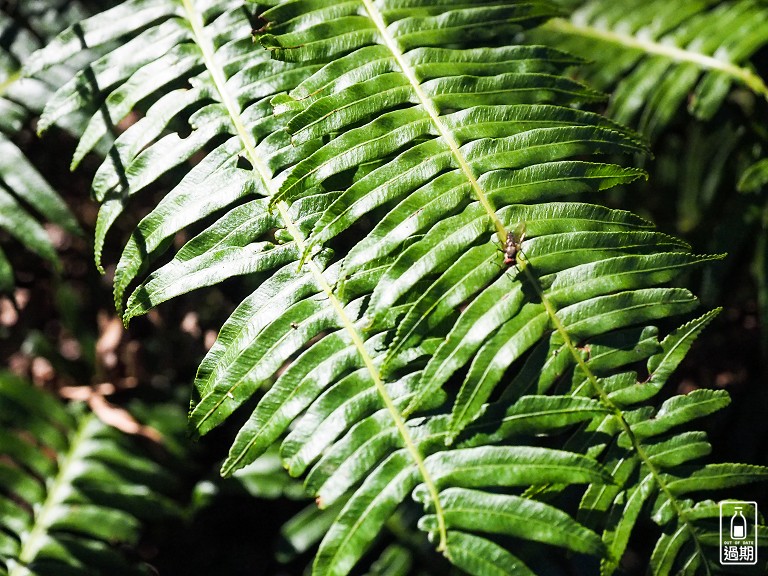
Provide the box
[532,0,768,137]
[0,2,87,291]
[0,372,178,576]
[420,488,604,555]
[443,531,536,576]
[568,314,768,576]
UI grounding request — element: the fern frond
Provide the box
[25,0,319,288]
[566,310,768,576]
[0,2,86,291]
[531,0,768,137]
[0,372,178,576]
[257,0,715,444]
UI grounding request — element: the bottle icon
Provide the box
[731,506,748,539]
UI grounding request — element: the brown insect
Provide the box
[503,222,526,267]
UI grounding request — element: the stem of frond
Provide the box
[522,265,712,575]
[280,200,450,554]
[182,0,449,553]
[544,17,768,102]
[360,0,508,245]
[14,418,88,573]
[180,0,272,185]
